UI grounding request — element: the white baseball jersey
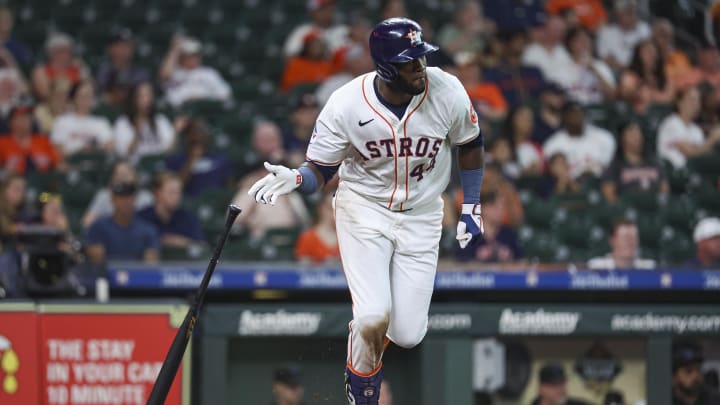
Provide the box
[306,67,480,211]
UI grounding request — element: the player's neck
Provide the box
[376,77,412,105]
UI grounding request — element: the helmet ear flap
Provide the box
[375,61,398,82]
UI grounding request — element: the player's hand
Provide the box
[456,203,484,249]
[247,162,302,205]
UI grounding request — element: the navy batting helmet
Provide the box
[369,18,438,82]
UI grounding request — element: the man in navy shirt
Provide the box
[136,172,204,247]
[165,118,232,198]
[85,182,160,264]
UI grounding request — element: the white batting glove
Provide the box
[456,203,484,249]
[247,162,302,205]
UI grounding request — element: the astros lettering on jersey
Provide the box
[306,66,480,211]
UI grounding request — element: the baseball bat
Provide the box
[147,204,241,405]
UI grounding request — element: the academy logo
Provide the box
[0,336,19,396]
[238,310,322,336]
[498,308,581,335]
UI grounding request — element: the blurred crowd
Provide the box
[0,0,719,276]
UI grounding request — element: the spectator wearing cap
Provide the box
[84,181,159,264]
[31,32,88,102]
[271,365,305,405]
[672,340,720,405]
[558,27,616,105]
[0,6,31,66]
[113,81,176,161]
[283,93,321,167]
[95,28,151,102]
[543,101,616,179]
[82,159,153,229]
[50,80,114,156]
[482,29,547,109]
[596,0,651,70]
[280,30,334,93]
[601,120,668,205]
[533,83,566,145]
[532,363,592,405]
[316,44,373,106]
[158,35,232,108]
[657,87,720,170]
[437,1,494,57]
[453,51,507,120]
[0,104,62,175]
[546,0,607,32]
[689,217,720,269]
[136,172,203,248]
[283,0,348,59]
[522,14,574,87]
[587,218,656,269]
[165,118,233,198]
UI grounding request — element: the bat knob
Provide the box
[225,204,242,226]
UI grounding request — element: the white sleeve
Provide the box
[593,60,616,88]
[542,134,563,160]
[596,27,613,59]
[283,25,311,58]
[207,69,232,102]
[113,117,134,157]
[156,115,176,152]
[447,77,480,145]
[305,102,349,165]
[50,116,68,146]
[656,117,681,168]
[97,117,113,144]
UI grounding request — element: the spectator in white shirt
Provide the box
[283,0,348,59]
[596,0,651,70]
[560,27,616,105]
[114,81,175,160]
[0,48,27,118]
[521,14,573,86]
[543,101,616,179]
[158,36,232,108]
[50,80,113,156]
[587,218,656,269]
[657,86,720,169]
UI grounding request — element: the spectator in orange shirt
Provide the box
[547,0,607,32]
[453,51,507,120]
[280,30,334,93]
[0,104,62,174]
[295,192,340,264]
[653,18,697,90]
[31,32,87,102]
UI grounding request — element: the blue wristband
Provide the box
[296,166,318,194]
[461,168,483,204]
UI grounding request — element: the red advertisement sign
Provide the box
[0,308,40,405]
[38,308,188,405]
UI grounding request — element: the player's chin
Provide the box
[408,78,426,95]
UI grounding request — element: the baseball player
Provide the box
[248,18,485,404]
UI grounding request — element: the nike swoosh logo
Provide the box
[358,119,374,127]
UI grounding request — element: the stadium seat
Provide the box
[160,244,210,262]
[657,229,694,266]
[691,188,720,217]
[661,196,697,234]
[520,229,560,262]
[136,155,168,187]
[260,227,302,261]
[620,191,662,212]
[523,196,557,230]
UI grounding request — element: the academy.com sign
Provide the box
[238,310,322,336]
[499,308,581,335]
[611,313,720,334]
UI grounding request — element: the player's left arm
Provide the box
[456,134,485,249]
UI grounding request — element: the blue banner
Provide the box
[108,263,720,291]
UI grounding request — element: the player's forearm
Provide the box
[458,140,485,204]
[297,161,338,194]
